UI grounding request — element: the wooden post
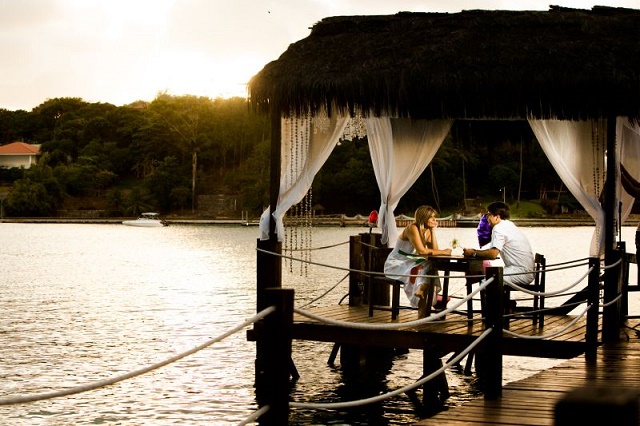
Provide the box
[482,266,503,400]
[257,239,282,312]
[256,239,282,392]
[365,232,391,307]
[636,227,640,291]
[603,245,622,342]
[349,235,363,306]
[256,288,293,425]
[255,106,285,423]
[619,241,630,318]
[603,115,618,342]
[422,344,449,413]
[586,257,600,360]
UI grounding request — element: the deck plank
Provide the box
[414,335,640,425]
[289,305,640,425]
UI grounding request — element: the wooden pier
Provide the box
[414,321,640,425]
[252,232,636,424]
[292,305,594,360]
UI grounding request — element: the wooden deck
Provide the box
[291,306,639,425]
[414,320,640,425]
[293,304,597,359]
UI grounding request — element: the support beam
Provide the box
[603,116,620,342]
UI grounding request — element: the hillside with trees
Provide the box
[0,95,576,219]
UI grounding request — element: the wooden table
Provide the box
[427,255,485,321]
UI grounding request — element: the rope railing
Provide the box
[298,272,350,308]
[601,293,623,308]
[266,242,626,325]
[294,278,492,330]
[258,247,477,281]
[507,266,594,297]
[0,306,277,406]
[261,246,602,316]
[289,328,493,410]
[238,405,270,426]
[504,304,592,339]
[602,257,623,270]
[285,240,350,251]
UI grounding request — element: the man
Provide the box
[463,201,534,285]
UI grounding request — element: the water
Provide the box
[0,223,637,425]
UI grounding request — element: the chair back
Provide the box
[534,253,546,288]
[534,253,546,327]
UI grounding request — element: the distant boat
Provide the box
[122,212,168,227]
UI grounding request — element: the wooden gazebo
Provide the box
[248,5,640,342]
[247,7,640,422]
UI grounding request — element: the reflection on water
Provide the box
[0,223,637,424]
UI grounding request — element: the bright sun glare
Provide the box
[92,0,257,103]
[146,51,257,99]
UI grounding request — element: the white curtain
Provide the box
[528,119,607,257]
[259,111,349,241]
[366,117,453,247]
[619,118,640,222]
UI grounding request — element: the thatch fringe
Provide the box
[249,6,640,120]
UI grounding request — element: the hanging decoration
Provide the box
[284,112,314,276]
[592,119,605,248]
[342,110,367,141]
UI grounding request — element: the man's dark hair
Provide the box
[487,201,510,220]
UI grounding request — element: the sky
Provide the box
[0,0,638,111]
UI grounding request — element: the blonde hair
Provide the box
[414,205,438,232]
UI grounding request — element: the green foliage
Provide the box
[5,178,58,216]
[314,138,378,215]
[123,187,155,216]
[0,96,577,218]
[225,136,270,214]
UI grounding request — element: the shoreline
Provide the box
[1,216,639,227]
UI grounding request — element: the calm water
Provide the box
[0,223,637,425]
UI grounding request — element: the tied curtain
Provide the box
[619,118,640,221]
[366,117,453,247]
[259,112,349,241]
[528,119,612,257]
[530,118,640,257]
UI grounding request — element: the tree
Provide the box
[145,94,215,213]
[5,178,56,216]
[143,156,188,212]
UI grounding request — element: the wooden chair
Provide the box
[368,276,403,320]
[368,276,450,320]
[508,253,546,327]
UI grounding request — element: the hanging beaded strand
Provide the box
[303,120,312,277]
[286,115,295,273]
[591,119,604,252]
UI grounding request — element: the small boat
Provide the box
[122,212,168,227]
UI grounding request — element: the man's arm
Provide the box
[463,247,499,259]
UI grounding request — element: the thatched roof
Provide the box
[249,6,640,120]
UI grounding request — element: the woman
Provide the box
[384,205,451,318]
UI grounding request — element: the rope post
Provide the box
[619,241,630,318]
[349,235,363,306]
[256,238,282,312]
[586,257,600,360]
[255,288,293,425]
[636,226,640,292]
[603,245,623,342]
[482,266,504,400]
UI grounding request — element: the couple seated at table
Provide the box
[384,203,534,318]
